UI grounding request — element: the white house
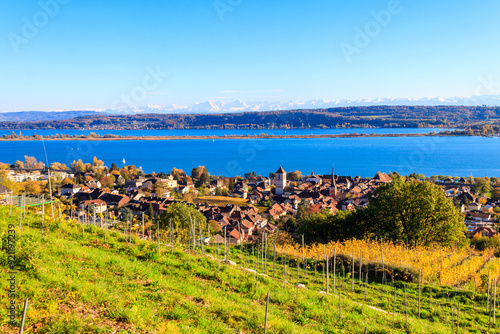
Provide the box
[305,171,322,184]
[8,171,40,182]
[60,184,81,196]
[80,199,107,214]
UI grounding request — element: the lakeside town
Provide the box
[4,0,500,331]
[1,156,499,244]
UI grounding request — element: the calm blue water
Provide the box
[1,127,453,137]
[0,132,499,178]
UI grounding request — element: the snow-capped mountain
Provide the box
[2,95,499,122]
[103,94,500,115]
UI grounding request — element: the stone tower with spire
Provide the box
[275,166,286,195]
[329,165,337,197]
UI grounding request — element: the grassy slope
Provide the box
[0,206,495,333]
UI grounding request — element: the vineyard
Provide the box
[275,239,499,289]
[2,204,500,333]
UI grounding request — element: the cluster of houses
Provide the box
[55,166,398,242]
[266,167,392,217]
[199,204,275,244]
[60,176,276,243]
[3,165,500,241]
[442,184,500,237]
[6,169,74,182]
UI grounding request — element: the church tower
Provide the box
[275,166,286,195]
[329,165,337,197]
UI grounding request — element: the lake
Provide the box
[0,128,499,178]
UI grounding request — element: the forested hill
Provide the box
[0,110,101,123]
[1,105,500,130]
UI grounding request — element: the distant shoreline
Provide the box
[0,132,471,141]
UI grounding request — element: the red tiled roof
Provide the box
[229,228,241,240]
[240,219,253,229]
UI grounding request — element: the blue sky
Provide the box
[0,0,499,111]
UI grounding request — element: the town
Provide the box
[1,156,499,245]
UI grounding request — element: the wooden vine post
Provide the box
[170,219,174,254]
[326,250,330,294]
[333,247,337,293]
[351,247,355,292]
[418,269,422,319]
[359,248,363,282]
[264,291,270,334]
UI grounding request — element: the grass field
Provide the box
[1,205,499,333]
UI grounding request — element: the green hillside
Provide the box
[0,206,496,333]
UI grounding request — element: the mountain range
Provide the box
[1,95,500,122]
[107,94,500,114]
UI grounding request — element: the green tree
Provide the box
[160,202,207,230]
[228,178,235,192]
[208,219,222,235]
[110,162,119,172]
[367,178,466,247]
[152,181,168,195]
[191,166,208,180]
[389,171,400,180]
[148,203,155,220]
[296,210,365,244]
[70,159,86,172]
[295,210,335,243]
[195,171,210,187]
[287,170,303,181]
[279,216,299,235]
[295,200,310,222]
[473,178,492,196]
[492,188,500,201]
[171,167,184,181]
